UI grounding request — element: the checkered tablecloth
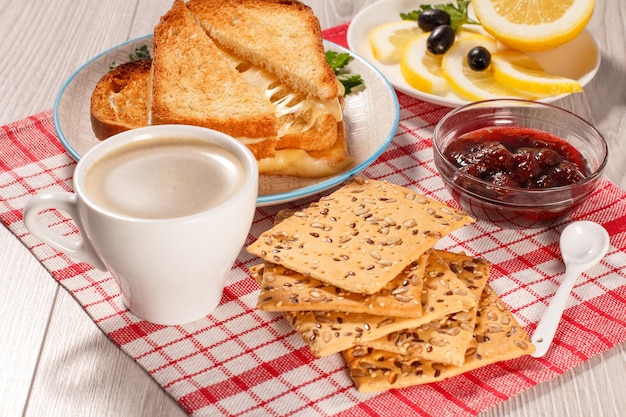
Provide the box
[1,23,625,417]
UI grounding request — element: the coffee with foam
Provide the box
[84,137,245,219]
[24,125,258,325]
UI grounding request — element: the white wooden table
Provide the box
[1,1,625,416]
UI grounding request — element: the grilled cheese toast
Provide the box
[152,0,279,159]
[230,58,344,151]
[188,0,344,152]
[89,0,353,178]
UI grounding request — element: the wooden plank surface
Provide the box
[1,1,625,416]
[0,232,58,417]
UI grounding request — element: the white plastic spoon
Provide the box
[531,221,610,358]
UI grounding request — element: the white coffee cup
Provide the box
[23,125,258,325]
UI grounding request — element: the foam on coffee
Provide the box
[84,137,246,219]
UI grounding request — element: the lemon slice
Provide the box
[471,0,595,52]
[369,20,422,64]
[441,34,537,101]
[400,33,447,94]
[491,50,583,95]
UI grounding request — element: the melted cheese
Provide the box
[238,136,273,145]
[216,49,350,178]
[222,52,343,137]
[257,124,353,178]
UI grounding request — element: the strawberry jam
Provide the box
[443,126,590,188]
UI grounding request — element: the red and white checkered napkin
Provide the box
[2,25,626,417]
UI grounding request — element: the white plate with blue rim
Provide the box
[347,0,601,108]
[53,36,399,206]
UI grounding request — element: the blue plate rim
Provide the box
[52,35,400,206]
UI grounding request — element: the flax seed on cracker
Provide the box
[247,178,474,294]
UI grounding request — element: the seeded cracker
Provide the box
[278,249,476,357]
[362,251,490,366]
[247,178,474,294]
[342,283,536,392]
[256,251,428,316]
[250,264,264,282]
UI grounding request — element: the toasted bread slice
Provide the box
[188,0,338,100]
[89,0,350,174]
[90,59,151,140]
[151,0,278,159]
[188,0,342,151]
[231,60,341,151]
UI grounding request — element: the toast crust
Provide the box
[90,59,151,140]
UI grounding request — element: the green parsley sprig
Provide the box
[128,45,151,61]
[110,45,152,70]
[325,51,365,95]
[400,0,479,33]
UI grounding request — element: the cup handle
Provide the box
[23,193,107,271]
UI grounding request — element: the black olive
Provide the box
[427,25,455,55]
[417,9,451,32]
[467,46,492,71]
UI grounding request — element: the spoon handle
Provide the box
[530,267,581,358]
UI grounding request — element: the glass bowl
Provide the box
[432,99,608,228]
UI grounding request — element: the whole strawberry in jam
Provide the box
[443,126,590,188]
